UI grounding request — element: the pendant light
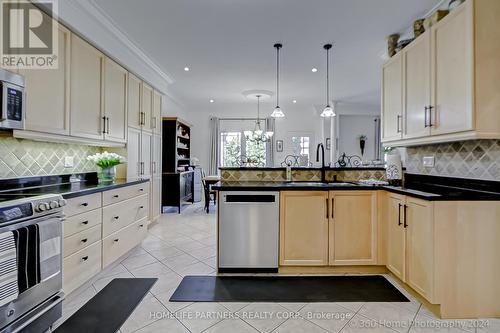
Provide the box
[244,95,274,142]
[271,43,285,118]
[320,43,336,117]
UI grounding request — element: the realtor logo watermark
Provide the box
[1,0,58,69]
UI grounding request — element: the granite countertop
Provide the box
[212,181,500,201]
[0,178,150,199]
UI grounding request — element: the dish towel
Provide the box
[0,231,19,307]
[13,225,41,294]
[38,220,61,281]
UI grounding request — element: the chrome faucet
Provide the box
[316,143,326,182]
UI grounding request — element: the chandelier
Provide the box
[244,95,274,142]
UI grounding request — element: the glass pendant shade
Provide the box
[320,105,336,117]
[271,106,285,118]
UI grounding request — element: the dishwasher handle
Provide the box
[224,194,276,203]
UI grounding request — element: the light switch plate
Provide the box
[423,156,435,168]
[64,156,74,168]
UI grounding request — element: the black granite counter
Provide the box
[0,173,150,200]
[213,174,500,201]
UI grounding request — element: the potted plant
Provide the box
[87,151,126,184]
[358,135,368,156]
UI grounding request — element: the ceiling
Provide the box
[94,0,441,113]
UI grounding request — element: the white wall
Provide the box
[186,103,324,170]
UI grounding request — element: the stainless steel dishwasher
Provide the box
[218,191,279,272]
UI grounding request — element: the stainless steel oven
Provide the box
[0,194,66,333]
[0,69,25,130]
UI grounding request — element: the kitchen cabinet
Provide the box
[387,193,406,281]
[329,191,377,265]
[279,191,329,266]
[150,134,162,222]
[22,22,70,135]
[103,58,127,143]
[141,83,153,133]
[403,32,431,139]
[381,0,500,146]
[386,193,435,302]
[70,34,104,140]
[152,91,162,134]
[141,131,152,178]
[127,73,142,130]
[126,127,141,180]
[381,53,403,141]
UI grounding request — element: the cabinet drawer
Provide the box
[64,209,102,237]
[63,241,102,295]
[63,224,102,258]
[65,193,102,217]
[102,183,149,206]
[102,218,148,267]
[102,194,149,237]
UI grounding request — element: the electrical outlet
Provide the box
[64,156,74,168]
[423,156,435,168]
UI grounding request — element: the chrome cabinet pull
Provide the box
[397,115,402,133]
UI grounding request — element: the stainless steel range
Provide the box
[0,194,66,333]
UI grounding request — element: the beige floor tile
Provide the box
[96,263,129,279]
[92,271,134,292]
[477,318,500,333]
[154,287,193,313]
[411,312,475,333]
[149,272,184,296]
[299,303,355,333]
[188,246,217,261]
[203,256,217,268]
[129,261,173,278]
[219,302,250,313]
[342,313,399,333]
[237,303,289,333]
[175,261,215,276]
[120,295,167,333]
[273,317,329,333]
[121,252,158,270]
[133,317,190,333]
[176,302,228,333]
[204,318,260,332]
[279,303,307,312]
[358,302,419,333]
[162,253,199,270]
[148,246,184,261]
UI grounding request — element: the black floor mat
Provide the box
[55,278,157,333]
[170,275,408,302]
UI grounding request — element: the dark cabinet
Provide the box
[162,171,194,213]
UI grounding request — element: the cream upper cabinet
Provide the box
[127,127,141,180]
[329,191,377,265]
[152,91,162,134]
[430,1,474,135]
[279,191,329,266]
[22,21,70,135]
[387,194,406,281]
[70,34,103,140]
[403,32,431,139]
[381,0,500,146]
[141,83,153,133]
[406,197,435,302]
[381,53,403,141]
[127,73,142,130]
[103,58,127,143]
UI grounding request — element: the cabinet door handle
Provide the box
[102,116,107,134]
[81,202,89,207]
[114,239,119,242]
[113,216,119,220]
[139,224,144,228]
[113,195,119,198]
[139,112,144,126]
[398,203,402,226]
[152,161,156,174]
[81,220,89,225]
[81,238,88,243]
[331,198,334,218]
[152,116,157,129]
[397,115,402,133]
[106,117,110,134]
[82,256,89,261]
[428,106,434,127]
[326,198,329,219]
[403,204,408,228]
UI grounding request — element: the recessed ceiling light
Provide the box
[292,100,297,104]
[209,99,215,103]
[311,68,318,73]
[184,67,190,71]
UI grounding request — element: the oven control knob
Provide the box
[36,203,49,212]
[49,201,59,209]
[58,199,67,207]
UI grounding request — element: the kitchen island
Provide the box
[213,172,500,319]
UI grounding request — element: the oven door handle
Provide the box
[10,293,64,333]
[0,83,7,121]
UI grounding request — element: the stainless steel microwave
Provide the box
[0,68,25,130]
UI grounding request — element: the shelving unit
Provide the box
[162,118,194,213]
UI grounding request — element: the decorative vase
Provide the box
[98,166,117,184]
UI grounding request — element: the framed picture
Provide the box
[276,140,283,152]
[326,138,331,150]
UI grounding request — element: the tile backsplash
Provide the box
[405,140,500,181]
[0,137,100,179]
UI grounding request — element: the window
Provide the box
[291,136,310,160]
[219,130,267,167]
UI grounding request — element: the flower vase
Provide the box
[98,166,117,184]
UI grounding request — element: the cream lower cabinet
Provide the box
[62,183,150,295]
[280,190,377,266]
[329,191,377,265]
[280,191,329,266]
[387,193,435,302]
